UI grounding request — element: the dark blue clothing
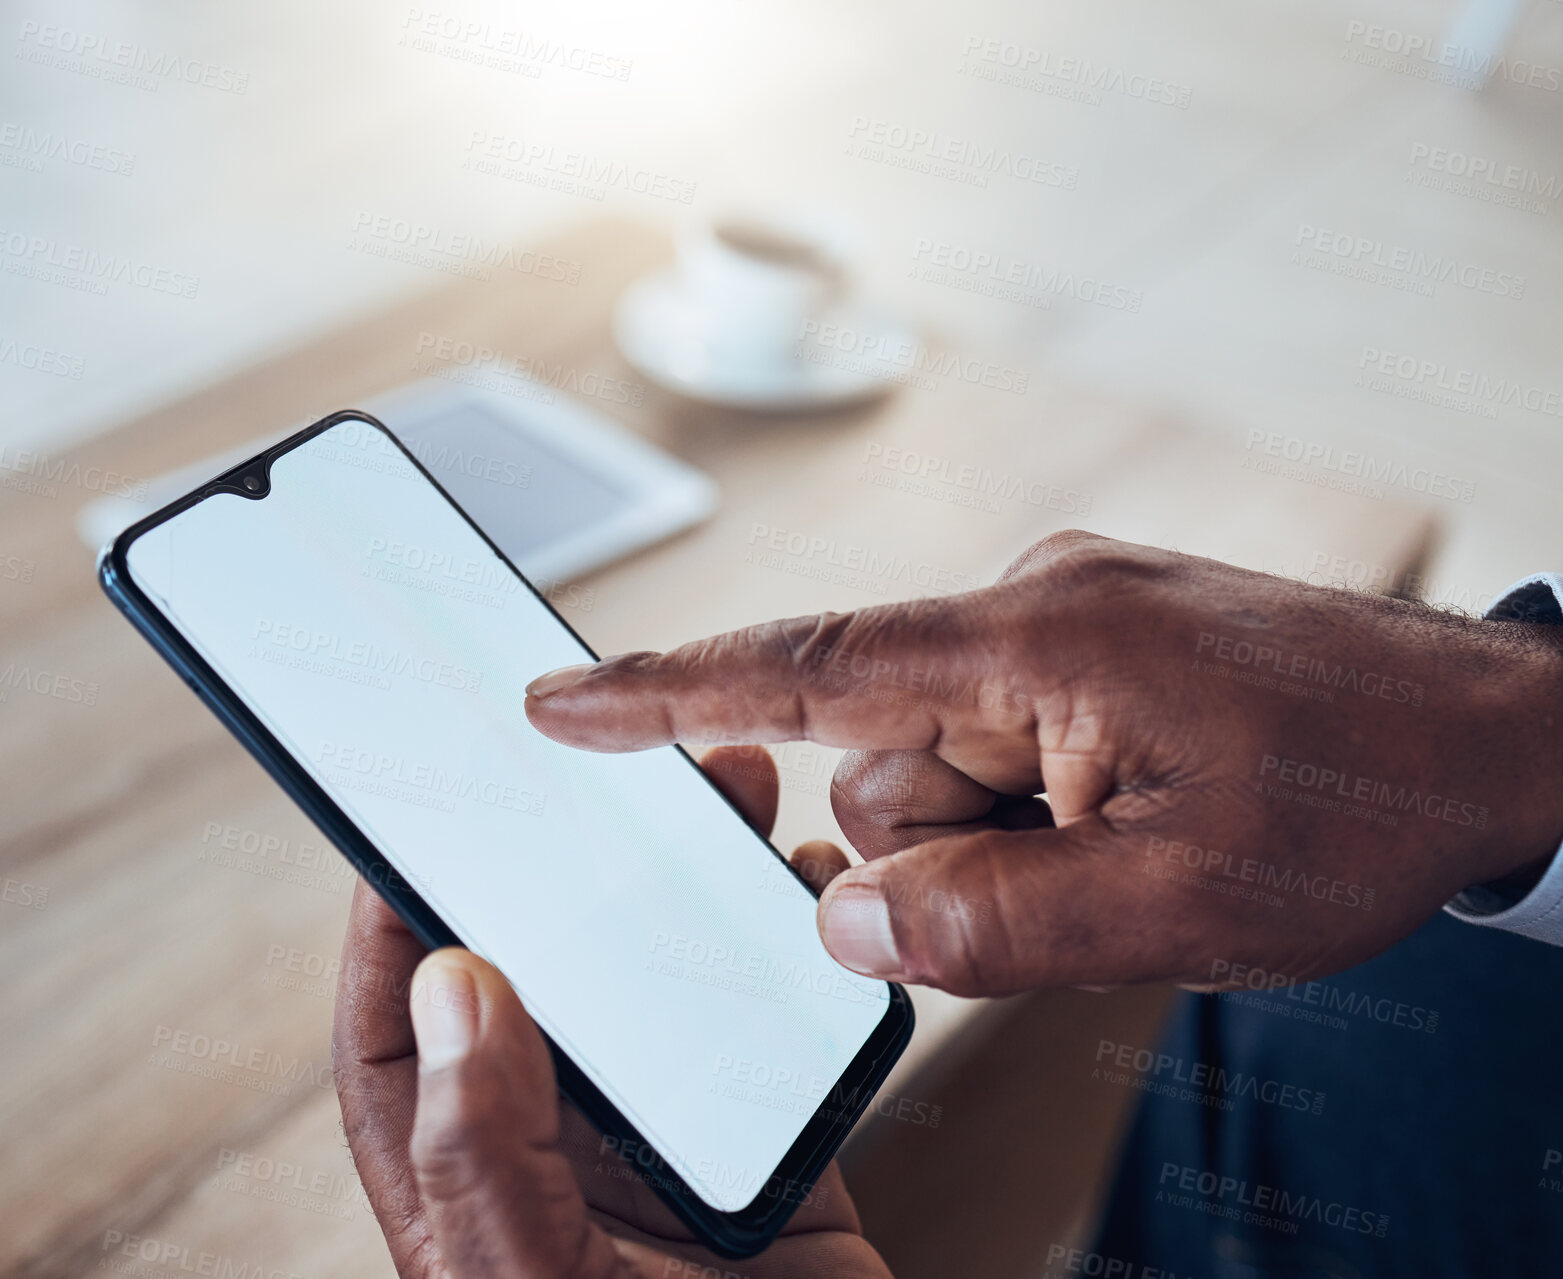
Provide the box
[1094,912,1563,1278]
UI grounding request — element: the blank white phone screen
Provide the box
[125,421,890,1213]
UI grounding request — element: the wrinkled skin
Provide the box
[337,530,1563,1276]
[333,745,891,1279]
[527,531,1563,995]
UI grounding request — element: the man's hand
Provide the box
[525,531,1563,996]
[333,746,890,1279]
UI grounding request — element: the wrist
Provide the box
[1449,616,1563,892]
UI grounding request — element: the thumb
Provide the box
[816,822,1163,996]
[408,949,629,1278]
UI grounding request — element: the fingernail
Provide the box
[525,663,593,699]
[821,887,901,978]
[411,956,479,1071]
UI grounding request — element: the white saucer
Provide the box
[612,269,916,411]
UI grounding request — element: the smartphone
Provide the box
[99,411,913,1258]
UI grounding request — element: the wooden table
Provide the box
[0,219,1437,1279]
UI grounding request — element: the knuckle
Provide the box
[1002,529,1104,581]
[1031,528,1104,560]
[789,603,943,697]
[1021,535,1162,604]
[776,610,857,683]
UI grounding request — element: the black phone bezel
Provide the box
[97,409,915,1259]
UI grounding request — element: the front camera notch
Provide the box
[226,459,271,497]
[219,459,272,500]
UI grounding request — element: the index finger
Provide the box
[524,598,1027,754]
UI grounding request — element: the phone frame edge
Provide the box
[96,408,915,1260]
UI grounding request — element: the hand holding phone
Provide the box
[335,748,893,1279]
[100,412,912,1257]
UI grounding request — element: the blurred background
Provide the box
[4,0,1562,1275]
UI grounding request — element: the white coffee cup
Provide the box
[672,214,850,361]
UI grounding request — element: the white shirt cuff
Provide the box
[1444,572,1563,944]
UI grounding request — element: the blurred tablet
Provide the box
[78,379,718,582]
